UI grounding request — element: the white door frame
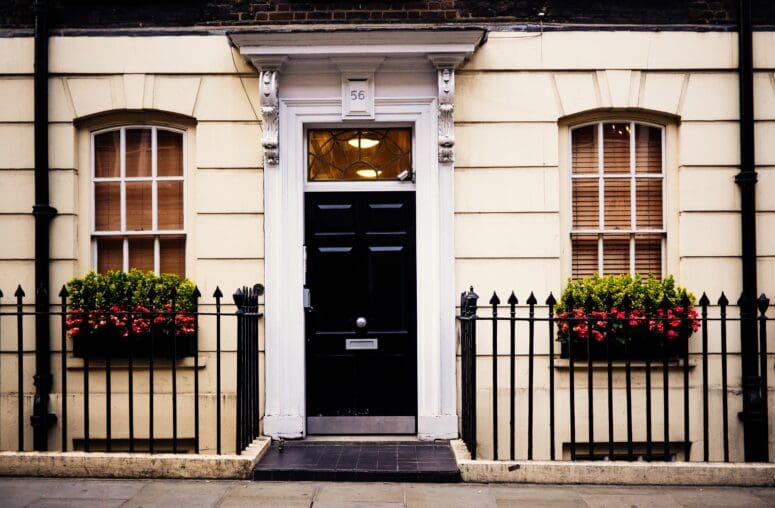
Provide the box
[263,96,458,439]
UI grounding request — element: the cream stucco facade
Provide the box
[0,29,773,459]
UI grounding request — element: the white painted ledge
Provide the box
[451,440,775,486]
[0,437,269,479]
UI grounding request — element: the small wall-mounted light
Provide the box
[397,169,411,181]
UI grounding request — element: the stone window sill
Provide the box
[554,359,696,370]
[66,355,206,370]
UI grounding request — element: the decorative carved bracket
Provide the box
[260,69,279,167]
[437,67,455,164]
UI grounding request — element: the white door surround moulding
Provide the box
[230,29,484,58]
[263,96,458,440]
[232,29,483,440]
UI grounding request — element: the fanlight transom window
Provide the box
[307,128,412,181]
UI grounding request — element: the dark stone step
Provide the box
[252,440,461,483]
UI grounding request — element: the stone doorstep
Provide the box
[0,437,270,480]
[450,439,775,486]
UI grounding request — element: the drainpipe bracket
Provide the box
[32,204,57,218]
[734,170,758,185]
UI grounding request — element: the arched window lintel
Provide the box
[560,108,680,129]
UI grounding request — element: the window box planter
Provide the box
[66,270,198,360]
[560,335,688,362]
[556,274,699,362]
[71,327,196,360]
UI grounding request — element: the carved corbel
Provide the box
[437,67,455,164]
[260,69,279,167]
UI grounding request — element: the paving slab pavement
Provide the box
[1,478,774,507]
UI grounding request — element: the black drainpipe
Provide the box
[735,0,765,462]
[31,0,57,451]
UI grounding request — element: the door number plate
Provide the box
[346,338,378,350]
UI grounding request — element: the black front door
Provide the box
[305,191,417,434]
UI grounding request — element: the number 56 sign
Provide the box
[342,74,375,119]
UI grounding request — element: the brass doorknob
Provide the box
[355,317,367,329]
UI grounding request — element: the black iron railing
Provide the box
[459,287,771,462]
[0,283,262,455]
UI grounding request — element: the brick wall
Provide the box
[0,0,773,29]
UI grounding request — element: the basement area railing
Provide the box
[458,287,771,463]
[0,283,263,455]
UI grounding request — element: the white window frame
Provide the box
[569,120,666,277]
[90,125,187,274]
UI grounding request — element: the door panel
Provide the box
[305,191,417,433]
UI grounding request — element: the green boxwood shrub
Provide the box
[556,274,700,346]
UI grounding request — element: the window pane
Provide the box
[97,237,123,274]
[572,235,599,278]
[94,182,121,231]
[602,236,630,275]
[160,236,185,277]
[572,179,599,229]
[125,182,152,231]
[636,178,663,229]
[603,122,630,173]
[571,125,598,174]
[158,130,183,176]
[128,237,154,273]
[158,181,183,230]
[636,125,662,174]
[126,128,152,177]
[635,235,662,278]
[603,178,631,230]
[94,131,120,178]
[308,128,411,181]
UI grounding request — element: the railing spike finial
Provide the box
[659,294,671,309]
[507,291,518,306]
[643,294,654,311]
[489,291,500,306]
[58,285,68,298]
[717,292,728,306]
[565,294,575,311]
[604,294,614,309]
[757,293,770,315]
[462,286,479,317]
[0,287,4,298]
[526,291,537,305]
[584,294,595,311]
[15,284,25,298]
[698,292,710,306]
[621,293,632,311]
[213,286,223,298]
[737,292,748,307]
[233,287,245,308]
[147,286,156,300]
[253,283,265,296]
[192,286,202,298]
[680,292,692,307]
[545,292,556,306]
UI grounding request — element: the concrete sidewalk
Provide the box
[1,478,774,507]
